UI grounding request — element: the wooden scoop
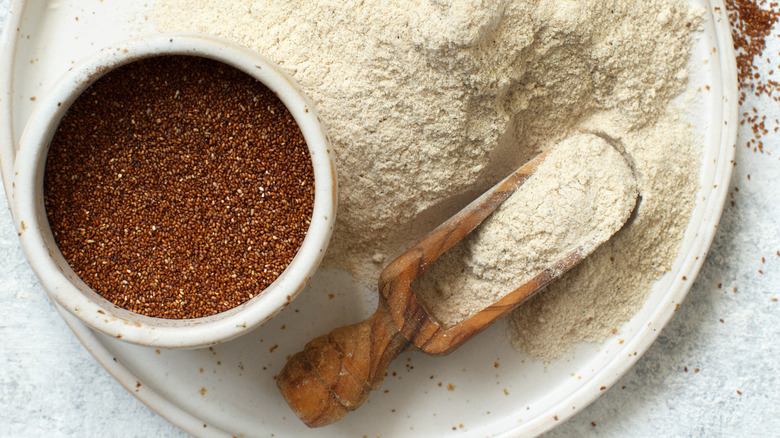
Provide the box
[277,147,593,427]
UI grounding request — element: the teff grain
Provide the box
[44,56,315,319]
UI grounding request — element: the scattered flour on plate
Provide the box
[153,0,703,359]
[413,134,638,328]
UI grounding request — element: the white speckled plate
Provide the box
[0,1,736,436]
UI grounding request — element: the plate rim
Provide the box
[507,3,739,433]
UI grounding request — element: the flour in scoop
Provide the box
[414,134,637,327]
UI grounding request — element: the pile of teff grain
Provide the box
[724,0,780,153]
[44,56,314,319]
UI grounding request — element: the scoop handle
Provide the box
[276,301,411,427]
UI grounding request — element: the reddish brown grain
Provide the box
[44,56,314,319]
[724,0,779,153]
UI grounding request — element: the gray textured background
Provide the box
[1,1,777,436]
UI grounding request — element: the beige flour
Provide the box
[413,134,638,327]
[153,0,703,359]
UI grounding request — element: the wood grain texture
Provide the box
[377,147,556,354]
[276,300,410,427]
[276,146,590,427]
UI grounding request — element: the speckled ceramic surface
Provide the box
[10,34,337,349]
[0,0,738,437]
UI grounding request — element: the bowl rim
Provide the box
[11,33,337,349]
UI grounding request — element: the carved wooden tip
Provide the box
[277,309,406,427]
[277,348,350,427]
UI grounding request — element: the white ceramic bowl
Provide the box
[11,34,337,349]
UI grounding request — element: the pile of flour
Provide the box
[413,134,638,328]
[154,0,703,359]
